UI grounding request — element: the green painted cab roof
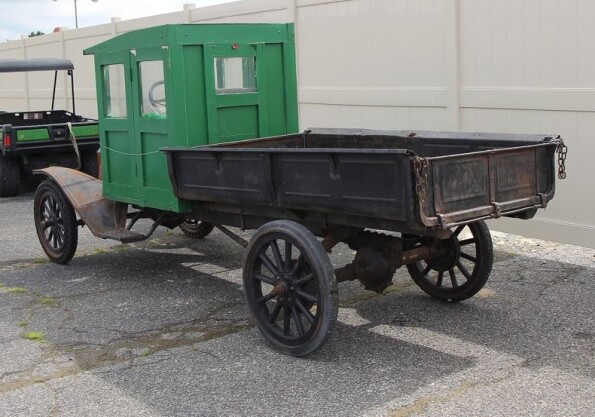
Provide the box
[84,23,294,55]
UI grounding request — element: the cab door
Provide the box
[130,47,173,208]
[96,51,139,203]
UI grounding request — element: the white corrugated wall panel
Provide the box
[459,0,595,247]
[297,0,449,131]
[0,0,592,247]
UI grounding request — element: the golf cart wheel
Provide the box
[34,179,78,264]
[403,221,493,303]
[0,154,21,197]
[243,220,338,356]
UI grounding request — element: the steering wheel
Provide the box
[148,80,166,112]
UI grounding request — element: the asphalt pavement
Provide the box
[0,192,593,416]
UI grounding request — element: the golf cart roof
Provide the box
[0,58,74,73]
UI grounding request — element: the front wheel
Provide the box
[403,221,493,303]
[34,179,78,264]
[243,220,338,356]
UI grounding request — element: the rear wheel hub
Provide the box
[427,236,460,272]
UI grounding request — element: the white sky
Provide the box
[0,0,236,42]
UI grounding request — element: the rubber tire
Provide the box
[34,179,78,264]
[243,220,338,357]
[179,220,215,239]
[0,155,21,197]
[405,221,493,303]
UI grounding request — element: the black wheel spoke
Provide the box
[460,252,477,262]
[295,299,315,323]
[258,253,279,276]
[255,273,276,285]
[284,242,293,272]
[459,238,476,246]
[296,288,317,304]
[453,225,465,236]
[456,261,472,280]
[422,264,432,276]
[56,229,64,247]
[291,306,305,337]
[270,240,284,271]
[291,254,304,276]
[449,269,458,287]
[283,307,291,336]
[44,200,52,216]
[436,271,444,287]
[268,300,283,324]
[257,291,276,304]
[294,273,314,287]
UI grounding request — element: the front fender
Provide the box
[34,167,127,237]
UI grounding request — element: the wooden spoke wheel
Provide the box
[243,220,338,356]
[403,221,493,303]
[34,179,78,264]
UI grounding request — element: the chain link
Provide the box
[556,138,568,180]
[413,157,429,204]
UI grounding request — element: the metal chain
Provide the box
[413,157,429,204]
[556,138,568,180]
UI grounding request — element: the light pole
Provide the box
[53,0,98,29]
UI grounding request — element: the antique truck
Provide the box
[32,24,566,356]
[0,59,99,196]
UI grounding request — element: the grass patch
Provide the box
[95,248,106,254]
[17,320,28,327]
[7,287,28,294]
[139,349,151,357]
[40,296,56,306]
[23,331,46,343]
[33,257,48,264]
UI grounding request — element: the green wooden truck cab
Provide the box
[84,23,298,212]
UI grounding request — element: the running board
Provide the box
[98,228,148,243]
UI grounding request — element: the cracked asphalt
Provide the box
[1,192,594,416]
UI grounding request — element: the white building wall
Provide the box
[0,0,593,248]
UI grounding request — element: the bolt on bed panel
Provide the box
[168,148,413,221]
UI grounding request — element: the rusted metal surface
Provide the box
[414,139,562,229]
[34,166,131,240]
[332,231,400,293]
[331,229,450,293]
